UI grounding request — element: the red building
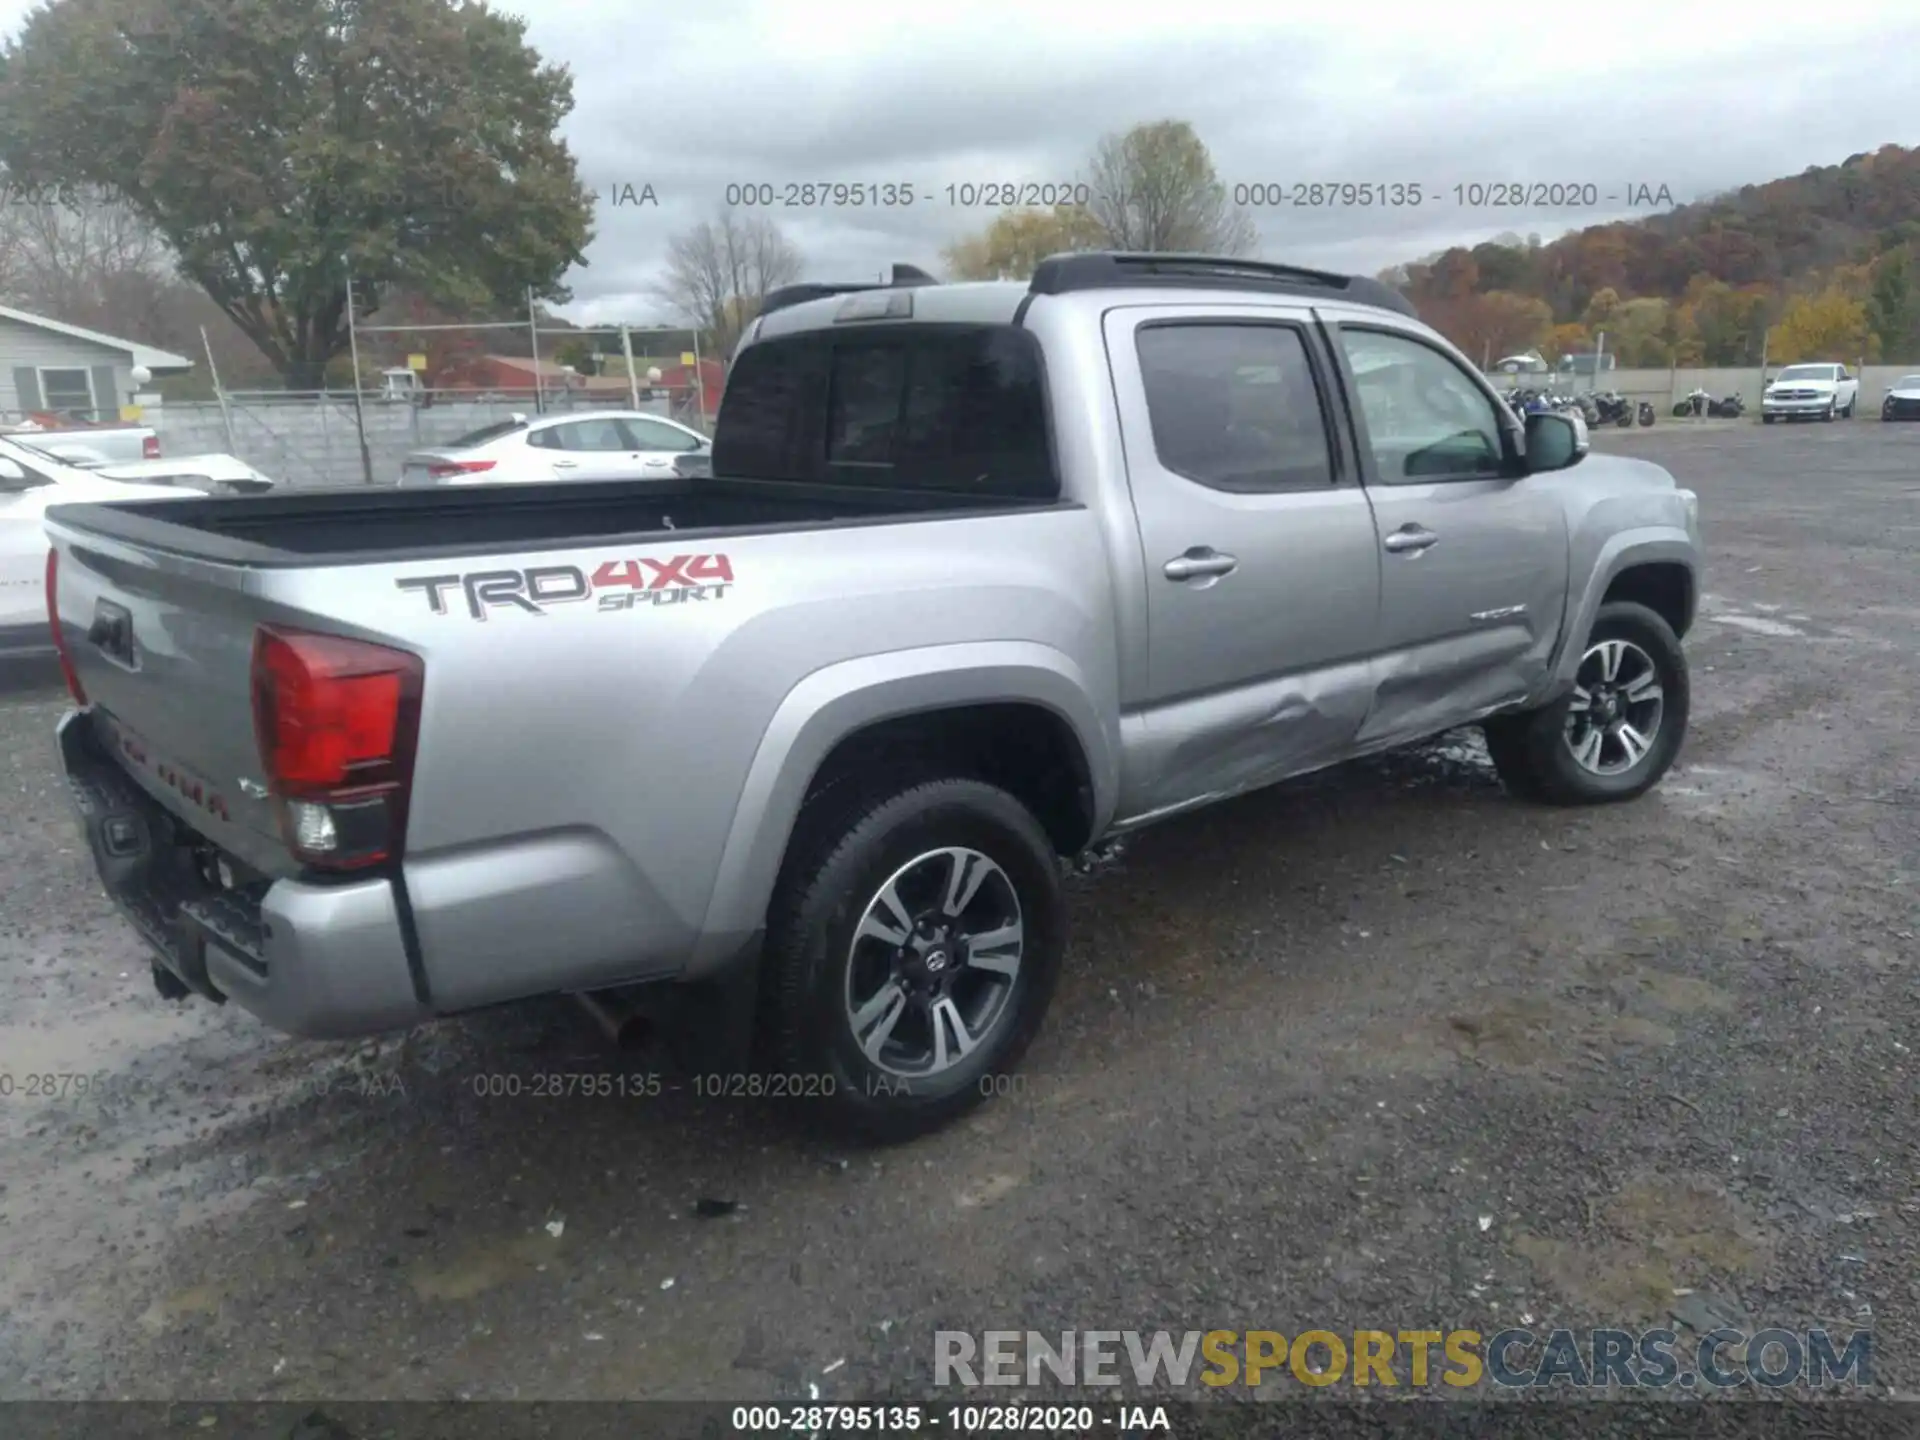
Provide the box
[428,354,630,400]
[652,357,726,420]
[430,353,726,419]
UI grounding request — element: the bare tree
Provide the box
[653,209,803,362]
[1,189,173,338]
[1083,120,1255,256]
[0,185,279,388]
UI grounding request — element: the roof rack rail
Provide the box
[1026,251,1417,318]
[760,264,940,318]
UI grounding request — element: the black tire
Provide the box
[1481,714,1545,801]
[1481,601,1690,806]
[1822,402,1836,422]
[1762,413,1775,424]
[762,777,1066,1143]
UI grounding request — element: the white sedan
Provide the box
[398,409,712,486]
[0,434,206,658]
[89,452,277,494]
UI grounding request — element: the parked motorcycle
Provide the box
[1590,391,1636,427]
[1637,401,1657,427]
[1675,388,1745,419]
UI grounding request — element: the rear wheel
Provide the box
[762,777,1067,1142]
[1762,412,1776,424]
[1483,601,1689,805]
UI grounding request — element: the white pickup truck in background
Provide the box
[1,420,161,465]
[1761,363,1860,422]
[0,435,205,657]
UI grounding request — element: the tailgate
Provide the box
[47,524,291,876]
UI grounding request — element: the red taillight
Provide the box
[142,434,161,459]
[428,460,495,479]
[45,548,87,705]
[250,626,423,870]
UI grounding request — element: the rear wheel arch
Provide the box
[689,653,1115,975]
[787,701,1100,865]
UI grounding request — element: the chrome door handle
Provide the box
[1383,525,1438,553]
[553,460,580,469]
[1163,548,1239,581]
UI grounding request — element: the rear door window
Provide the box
[621,417,704,452]
[542,419,631,451]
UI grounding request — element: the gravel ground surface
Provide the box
[1,421,1915,1410]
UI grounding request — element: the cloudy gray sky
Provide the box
[7,0,1920,327]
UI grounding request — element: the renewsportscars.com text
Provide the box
[934,1328,1872,1390]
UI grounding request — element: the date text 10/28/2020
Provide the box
[599,180,1676,210]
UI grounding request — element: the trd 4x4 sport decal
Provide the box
[396,554,734,620]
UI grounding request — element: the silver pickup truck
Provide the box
[43,252,1701,1140]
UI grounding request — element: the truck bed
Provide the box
[46,475,1059,567]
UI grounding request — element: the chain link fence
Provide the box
[144,382,713,489]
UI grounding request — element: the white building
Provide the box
[1,305,195,423]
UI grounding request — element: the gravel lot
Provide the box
[1,421,1916,1406]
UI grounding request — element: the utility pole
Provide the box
[621,324,640,410]
[691,330,708,430]
[200,325,236,455]
[528,287,543,414]
[344,271,375,485]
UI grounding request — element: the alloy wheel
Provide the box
[1563,638,1665,776]
[843,847,1024,1078]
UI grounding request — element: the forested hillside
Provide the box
[1385,143,1920,366]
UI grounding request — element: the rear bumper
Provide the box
[57,709,429,1039]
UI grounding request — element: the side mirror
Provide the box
[1524,410,1589,473]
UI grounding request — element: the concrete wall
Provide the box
[144,391,704,488]
[1500,364,1920,411]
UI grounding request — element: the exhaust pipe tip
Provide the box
[574,990,654,1050]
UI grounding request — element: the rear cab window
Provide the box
[712,324,1058,499]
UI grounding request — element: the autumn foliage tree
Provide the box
[1868,249,1919,358]
[1770,289,1872,363]
[0,0,594,388]
[942,120,1252,282]
[1384,143,1920,365]
[942,205,1105,280]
